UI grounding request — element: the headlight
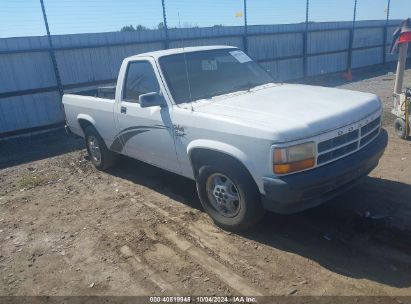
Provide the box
[273,142,315,174]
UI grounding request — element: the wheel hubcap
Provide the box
[87,136,101,164]
[206,173,241,218]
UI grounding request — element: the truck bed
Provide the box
[63,92,117,145]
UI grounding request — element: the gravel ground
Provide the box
[0,65,411,298]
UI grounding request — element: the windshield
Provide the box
[159,48,274,104]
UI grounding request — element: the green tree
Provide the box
[120,25,135,32]
[136,24,148,31]
[120,24,148,32]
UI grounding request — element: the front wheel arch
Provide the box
[189,148,259,192]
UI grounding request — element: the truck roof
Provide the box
[127,45,237,60]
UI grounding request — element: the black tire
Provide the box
[394,118,408,139]
[196,159,265,231]
[84,126,117,170]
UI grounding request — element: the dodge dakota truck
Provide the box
[63,46,388,230]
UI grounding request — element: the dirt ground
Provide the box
[1,65,411,298]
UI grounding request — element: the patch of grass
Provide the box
[16,175,45,190]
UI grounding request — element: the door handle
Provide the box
[120,106,127,114]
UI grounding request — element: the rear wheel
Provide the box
[84,126,117,170]
[196,160,265,231]
[394,118,408,139]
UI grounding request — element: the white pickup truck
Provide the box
[63,45,387,230]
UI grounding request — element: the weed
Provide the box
[17,175,45,190]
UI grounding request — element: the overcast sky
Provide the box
[1,0,410,38]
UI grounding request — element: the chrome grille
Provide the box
[318,129,359,153]
[317,142,358,164]
[317,116,381,165]
[360,127,379,147]
[361,117,380,135]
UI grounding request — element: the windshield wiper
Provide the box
[197,82,266,100]
[200,89,236,100]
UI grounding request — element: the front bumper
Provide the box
[262,128,388,214]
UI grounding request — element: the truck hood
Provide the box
[192,84,381,142]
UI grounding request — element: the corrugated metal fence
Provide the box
[0,20,405,137]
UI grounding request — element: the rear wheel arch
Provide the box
[78,118,94,133]
[77,114,97,136]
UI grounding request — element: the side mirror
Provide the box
[139,92,167,108]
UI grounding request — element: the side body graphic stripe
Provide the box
[110,125,168,152]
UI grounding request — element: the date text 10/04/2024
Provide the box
[149,296,258,303]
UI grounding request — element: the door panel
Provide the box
[114,59,180,174]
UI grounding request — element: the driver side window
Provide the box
[123,61,160,103]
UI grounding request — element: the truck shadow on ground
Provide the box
[0,129,84,170]
[111,155,411,288]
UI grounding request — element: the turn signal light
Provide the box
[273,158,315,174]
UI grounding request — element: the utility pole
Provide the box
[346,0,357,81]
[161,0,169,49]
[39,0,63,98]
[383,0,391,64]
[243,0,248,52]
[303,0,309,78]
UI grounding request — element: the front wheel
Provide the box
[196,162,265,231]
